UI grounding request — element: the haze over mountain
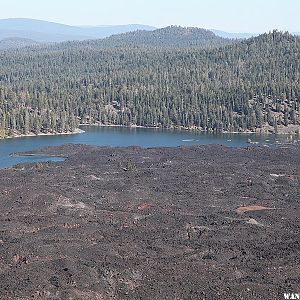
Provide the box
[0,25,236,50]
[0,18,299,45]
[211,30,259,39]
[83,26,234,48]
[0,37,39,50]
[211,29,300,39]
[0,18,156,42]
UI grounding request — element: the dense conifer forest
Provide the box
[0,28,299,138]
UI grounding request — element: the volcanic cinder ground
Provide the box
[0,144,299,300]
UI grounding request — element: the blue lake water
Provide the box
[0,126,298,169]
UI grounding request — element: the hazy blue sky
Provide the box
[0,0,299,32]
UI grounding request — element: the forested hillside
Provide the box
[0,29,299,138]
[91,26,234,48]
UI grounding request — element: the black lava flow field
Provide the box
[0,144,299,300]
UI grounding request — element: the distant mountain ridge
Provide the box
[211,30,258,39]
[0,25,236,50]
[211,29,300,39]
[82,26,234,48]
[0,37,39,49]
[0,18,156,42]
[0,18,299,45]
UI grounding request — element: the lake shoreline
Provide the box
[9,152,67,158]
[1,123,299,141]
[2,128,85,140]
[79,123,300,136]
[1,125,299,170]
